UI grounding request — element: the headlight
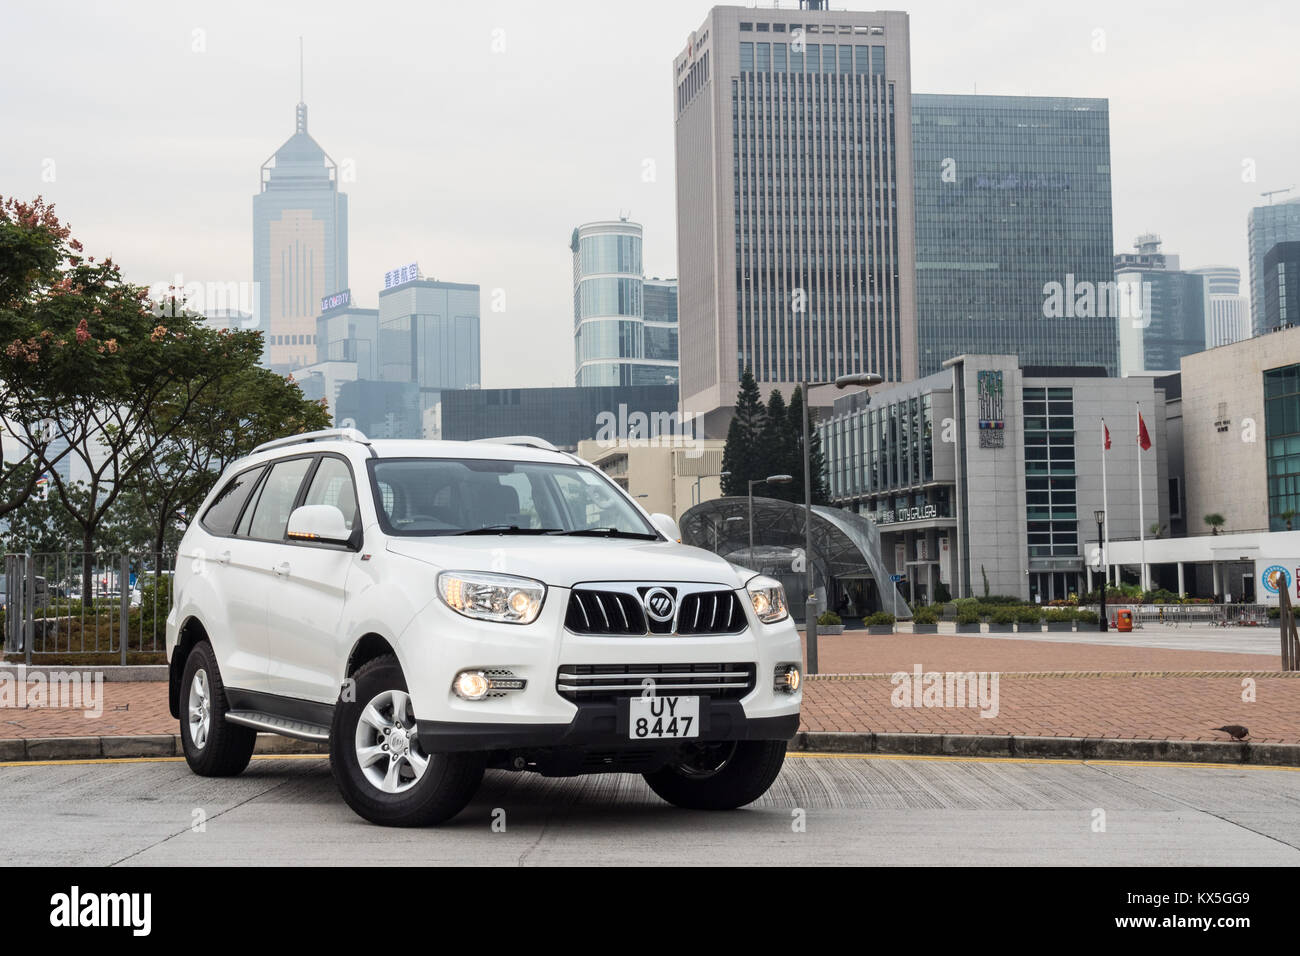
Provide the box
[746,575,789,624]
[437,571,546,625]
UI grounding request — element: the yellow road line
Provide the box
[0,753,328,769]
[787,751,1300,771]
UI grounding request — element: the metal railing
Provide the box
[1096,602,1273,628]
[2,552,174,663]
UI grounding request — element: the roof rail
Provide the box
[472,435,560,452]
[252,428,372,455]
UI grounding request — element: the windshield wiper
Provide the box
[551,528,660,539]
[454,525,563,536]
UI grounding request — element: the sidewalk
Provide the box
[2,633,1296,747]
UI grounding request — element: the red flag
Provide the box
[1104,424,1111,450]
[1137,412,1152,451]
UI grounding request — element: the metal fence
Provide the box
[1100,603,1273,628]
[2,552,174,663]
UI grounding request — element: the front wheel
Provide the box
[329,655,484,827]
[643,739,787,810]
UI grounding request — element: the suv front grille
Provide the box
[556,662,756,703]
[565,586,746,636]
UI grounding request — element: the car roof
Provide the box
[235,437,580,471]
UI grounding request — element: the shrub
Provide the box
[1044,608,1076,623]
[866,611,896,627]
[817,610,842,626]
[991,607,1018,625]
[981,594,1025,606]
[1268,606,1281,620]
[1075,609,1099,625]
[912,606,938,625]
[956,607,981,625]
[1015,605,1043,624]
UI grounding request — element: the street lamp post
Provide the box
[1095,509,1108,632]
[748,475,793,558]
[693,470,731,507]
[800,372,884,675]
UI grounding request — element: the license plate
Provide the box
[628,696,700,740]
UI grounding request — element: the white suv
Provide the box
[166,429,802,826]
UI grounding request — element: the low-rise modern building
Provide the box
[819,355,1169,604]
[335,379,421,440]
[576,438,725,520]
[377,277,481,408]
[316,292,379,379]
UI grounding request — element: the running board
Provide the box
[225,711,330,742]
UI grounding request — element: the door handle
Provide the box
[217,551,231,566]
[274,562,290,577]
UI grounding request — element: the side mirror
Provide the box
[287,505,354,547]
[650,512,681,543]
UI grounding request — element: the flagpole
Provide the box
[1101,419,1110,587]
[1137,402,1147,592]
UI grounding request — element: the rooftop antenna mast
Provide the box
[295,36,308,132]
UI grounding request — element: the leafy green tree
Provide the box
[720,367,766,497]
[0,201,263,594]
[1204,513,1226,536]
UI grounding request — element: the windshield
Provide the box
[368,458,658,537]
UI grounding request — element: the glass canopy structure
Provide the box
[680,497,912,622]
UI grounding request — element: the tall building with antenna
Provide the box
[253,42,349,371]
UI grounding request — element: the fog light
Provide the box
[454,670,490,700]
[775,664,801,694]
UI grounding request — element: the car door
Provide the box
[192,463,271,692]
[234,455,316,696]
[267,454,361,704]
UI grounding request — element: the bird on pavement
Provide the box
[1212,725,1250,741]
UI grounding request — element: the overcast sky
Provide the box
[2,0,1296,387]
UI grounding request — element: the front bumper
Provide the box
[417,700,800,753]
[396,584,803,745]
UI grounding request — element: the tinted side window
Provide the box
[247,458,313,541]
[200,466,266,535]
[302,456,359,531]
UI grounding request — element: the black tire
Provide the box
[330,654,484,827]
[643,739,787,810]
[179,641,257,777]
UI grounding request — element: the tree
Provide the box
[720,367,765,496]
[132,366,331,556]
[0,201,264,594]
[759,389,797,502]
[1204,513,1226,536]
[786,386,829,506]
[1281,509,1297,531]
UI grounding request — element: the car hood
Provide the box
[384,535,753,589]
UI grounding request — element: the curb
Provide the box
[0,733,326,762]
[0,664,168,681]
[787,732,1300,766]
[4,731,1297,767]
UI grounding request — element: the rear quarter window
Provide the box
[200,466,266,535]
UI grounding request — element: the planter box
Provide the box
[987,623,1015,633]
[1044,622,1074,632]
[817,624,845,635]
[955,622,982,633]
[1017,623,1043,633]
[867,625,895,635]
[911,624,939,634]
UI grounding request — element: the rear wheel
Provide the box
[179,641,256,777]
[330,654,484,827]
[643,739,787,810]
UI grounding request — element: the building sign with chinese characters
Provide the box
[872,505,938,524]
[320,289,351,313]
[977,369,1005,448]
[384,262,420,289]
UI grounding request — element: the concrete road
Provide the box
[974,624,1282,656]
[3,753,1299,866]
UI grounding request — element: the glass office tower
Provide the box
[1249,197,1300,335]
[911,94,1116,376]
[672,7,917,436]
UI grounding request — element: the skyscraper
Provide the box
[253,94,349,372]
[673,5,917,436]
[571,221,678,387]
[377,275,481,409]
[1248,195,1300,335]
[911,94,1116,376]
[1114,235,1208,374]
[1262,241,1300,331]
[1188,265,1248,348]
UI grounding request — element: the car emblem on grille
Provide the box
[642,587,676,623]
